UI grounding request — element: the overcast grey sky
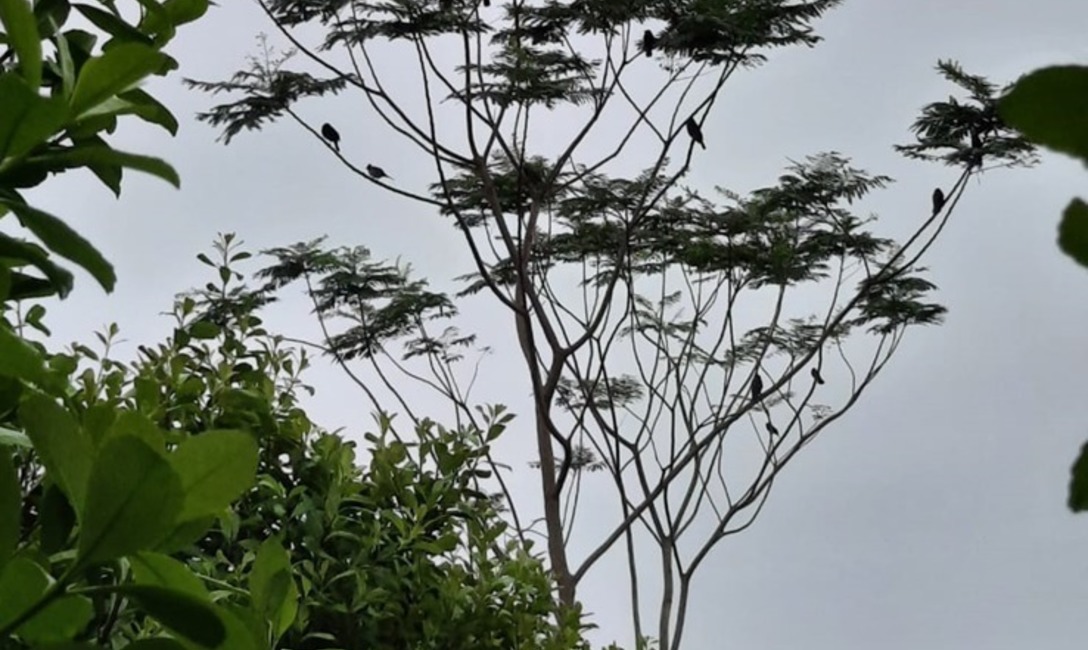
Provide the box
[25,0,1088,648]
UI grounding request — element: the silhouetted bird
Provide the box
[970,127,982,150]
[750,373,763,403]
[642,30,657,58]
[482,0,489,6]
[321,123,340,151]
[366,164,391,180]
[810,367,825,385]
[685,117,705,150]
[932,187,945,215]
[765,421,779,437]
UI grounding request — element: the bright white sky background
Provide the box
[24,0,1088,648]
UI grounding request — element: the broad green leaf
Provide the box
[0,425,32,449]
[249,538,298,638]
[169,429,258,521]
[0,198,116,291]
[1058,198,1088,269]
[131,552,208,598]
[1000,65,1088,162]
[0,450,18,570]
[76,436,183,566]
[1069,439,1088,512]
[39,483,76,554]
[19,393,94,512]
[106,410,166,452]
[154,514,215,554]
[0,557,48,630]
[16,593,93,644]
[34,146,180,187]
[0,75,68,162]
[78,87,179,135]
[188,320,219,339]
[0,232,74,297]
[209,603,262,650]
[71,4,150,46]
[140,0,206,33]
[125,639,189,650]
[0,324,47,385]
[69,43,167,117]
[114,585,226,648]
[0,0,42,88]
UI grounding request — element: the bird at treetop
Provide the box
[367,164,392,180]
[321,123,340,151]
[685,117,706,150]
[932,187,946,215]
[642,30,657,58]
[810,367,825,385]
[750,373,764,403]
[765,421,779,437]
[970,127,982,150]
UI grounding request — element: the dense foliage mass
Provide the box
[0,0,588,646]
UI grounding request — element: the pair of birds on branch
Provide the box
[755,367,825,438]
[321,123,392,181]
[639,33,709,152]
[749,367,825,404]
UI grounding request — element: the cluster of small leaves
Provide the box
[0,0,204,302]
[997,63,1088,513]
[258,238,462,360]
[0,1,295,647]
[193,0,848,140]
[896,60,1039,170]
[185,38,354,145]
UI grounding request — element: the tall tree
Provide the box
[189,2,1036,646]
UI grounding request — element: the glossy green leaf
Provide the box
[0,450,18,570]
[0,198,116,291]
[125,639,189,650]
[69,43,167,117]
[140,0,206,33]
[0,425,32,449]
[153,514,215,554]
[0,74,68,161]
[106,410,166,452]
[1069,439,1088,512]
[76,436,183,566]
[0,232,74,298]
[1057,198,1088,269]
[0,557,48,630]
[113,88,179,134]
[16,593,93,644]
[131,552,208,598]
[114,585,226,648]
[34,146,180,187]
[19,393,93,512]
[70,4,150,45]
[169,429,258,521]
[125,635,189,644]
[0,0,43,88]
[249,538,298,638]
[1000,65,1088,162]
[0,324,47,385]
[211,603,262,650]
[39,482,76,554]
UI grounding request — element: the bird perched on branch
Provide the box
[810,367,825,385]
[685,117,706,149]
[932,187,946,215]
[367,164,392,180]
[765,421,779,437]
[750,373,764,404]
[642,30,657,58]
[321,123,340,151]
